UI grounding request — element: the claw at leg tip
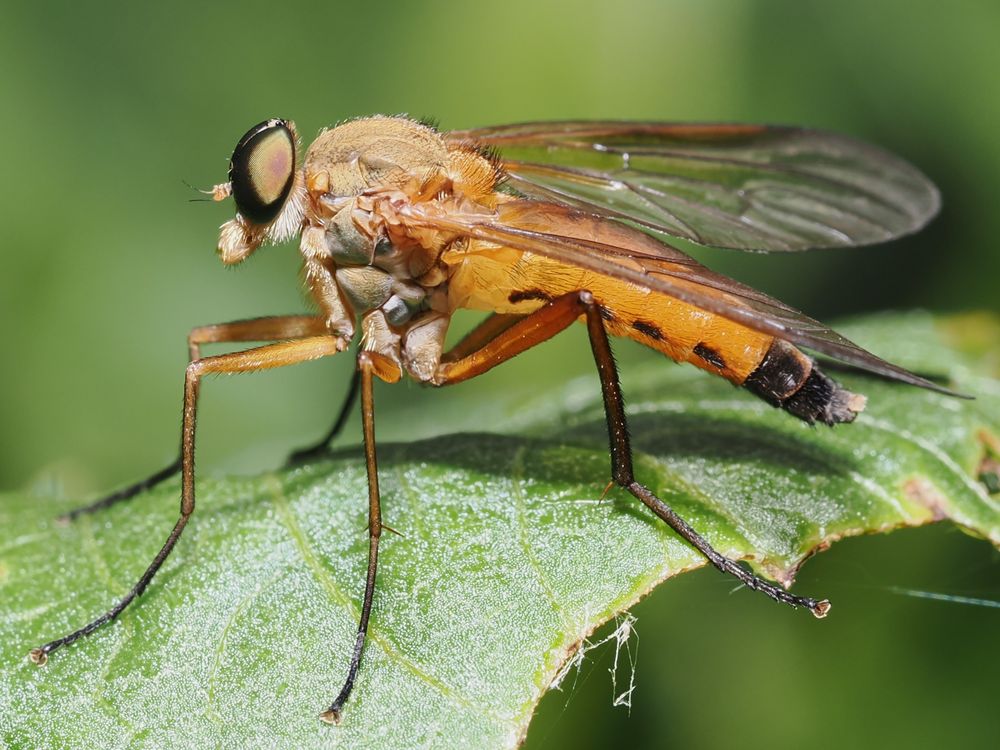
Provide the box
[28,648,48,666]
[319,708,342,725]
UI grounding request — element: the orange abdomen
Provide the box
[447,246,774,384]
[446,245,862,425]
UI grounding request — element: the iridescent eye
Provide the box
[228,119,296,225]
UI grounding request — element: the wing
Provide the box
[445,122,940,252]
[401,198,956,395]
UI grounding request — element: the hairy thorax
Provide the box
[297,116,501,382]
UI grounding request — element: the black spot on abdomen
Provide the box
[507,289,552,304]
[632,320,663,340]
[693,342,726,369]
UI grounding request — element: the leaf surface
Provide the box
[1,312,997,749]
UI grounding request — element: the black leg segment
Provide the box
[579,291,830,618]
[287,367,361,465]
[321,355,386,724]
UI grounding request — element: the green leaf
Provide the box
[1,311,997,749]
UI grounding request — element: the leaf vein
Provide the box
[391,445,428,540]
[0,532,48,556]
[265,475,511,728]
[511,447,566,624]
[205,566,286,725]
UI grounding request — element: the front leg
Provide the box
[61,315,335,521]
[30,335,346,665]
[435,291,830,617]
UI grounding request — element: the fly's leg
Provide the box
[440,312,526,364]
[286,368,360,465]
[289,314,528,467]
[435,291,830,618]
[61,315,332,521]
[60,459,183,522]
[29,335,345,665]
[320,352,391,724]
[578,296,830,615]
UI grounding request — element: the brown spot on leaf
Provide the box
[903,478,949,520]
[978,428,1000,454]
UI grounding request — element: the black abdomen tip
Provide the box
[745,339,865,425]
[784,369,866,425]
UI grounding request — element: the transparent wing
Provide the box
[445,122,940,252]
[402,198,955,394]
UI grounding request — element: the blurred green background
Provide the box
[1,1,997,748]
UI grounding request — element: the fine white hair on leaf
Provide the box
[550,613,638,713]
[608,614,638,712]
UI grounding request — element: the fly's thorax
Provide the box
[293,115,504,382]
[304,116,450,198]
[299,195,455,382]
[335,267,431,328]
[314,198,447,317]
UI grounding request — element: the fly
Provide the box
[28,115,951,723]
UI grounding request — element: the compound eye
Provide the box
[228,119,296,225]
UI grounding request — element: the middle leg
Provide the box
[434,291,829,617]
[321,352,387,724]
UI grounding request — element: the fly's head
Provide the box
[214,118,307,265]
